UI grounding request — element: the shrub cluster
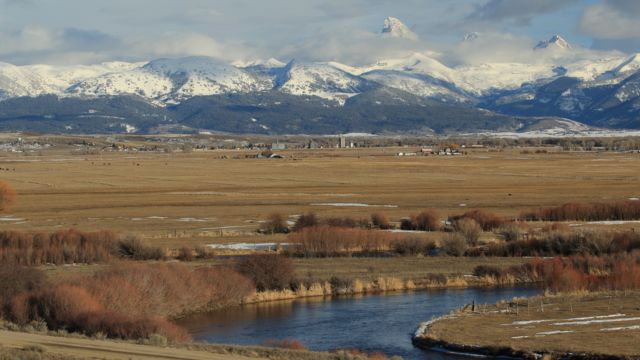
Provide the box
[115,236,165,260]
[400,210,441,231]
[0,229,118,266]
[391,237,436,256]
[287,226,399,257]
[530,255,640,293]
[260,213,290,234]
[370,212,391,230]
[473,254,640,293]
[292,212,369,232]
[3,263,254,342]
[521,200,640,222]
[450,210,505,231]
[470,230,640,257]
[236,254,295,291]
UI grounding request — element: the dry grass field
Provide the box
[420,292,640,357]
[1,144,639,250]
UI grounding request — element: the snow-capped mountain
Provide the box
[381,17,418,40]
[68,57,273,103]
[0,18,639,133]
[274,60,378,104]
[534,35,572,50]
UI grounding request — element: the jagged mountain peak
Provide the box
[381,17,418,40]
[534,35,572,50]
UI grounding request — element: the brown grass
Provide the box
[420,292,640,357]
[3,148,640,249]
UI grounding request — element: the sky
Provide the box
[0,0,638,66]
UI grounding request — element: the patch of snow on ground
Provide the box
[507,319,556,326]
[208,243,292,251]
[601,325,640,332]
[582,220,640,225]
[311,203,398,208]
[553,317,640,326]
[0,216,25,221]
[565,314,626,321]
[535,330,575,337]
[176,217,212,222]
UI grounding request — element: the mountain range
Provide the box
[0,17,638,135]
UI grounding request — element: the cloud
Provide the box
[578,1,640,52]
[0,25,252,65]
[469,0,579,25]
[275,26,428,65]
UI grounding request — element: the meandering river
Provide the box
[178,287,540,360]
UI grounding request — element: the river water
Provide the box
[178,287,540,360]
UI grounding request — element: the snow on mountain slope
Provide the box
[69,57,272,102]
[349,53,556,96]
[0,62,58,100]
[0,61,143,100]
[563,57,628,81]
[362,70,470,103]
[454,63,558,94]
[610,54,640,76]
[276,61,376,104]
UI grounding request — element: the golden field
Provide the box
[1,144,639,250]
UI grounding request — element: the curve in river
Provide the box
[178,287,541,360]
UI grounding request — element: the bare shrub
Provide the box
[292,212,318,232]
[452,210,504,231]
[521,200,640,222]
[287,226,398,257]
[392,237,436,256]
[371,212,391,230]
[399,210,440,231]
[236,254,295,291]
[441,233,467,256]
[0,265,45,312]
[324,216,362,228]
[478,229,640,257]
[454,218,482,246]
[413,210,441,231]
[261,213,289,234]
[177,247,194,262]
[115,236,165,260]
[0,229,118,266]
[77,263,253,318]
[0,181,16,212]
[498,224,521,242]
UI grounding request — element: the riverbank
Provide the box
[243,273,533,304]
[413,292,640,359]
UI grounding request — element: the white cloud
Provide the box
[579,3,640,39]
[578,1,640,52]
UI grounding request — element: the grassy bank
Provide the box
[414,292,640,359]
